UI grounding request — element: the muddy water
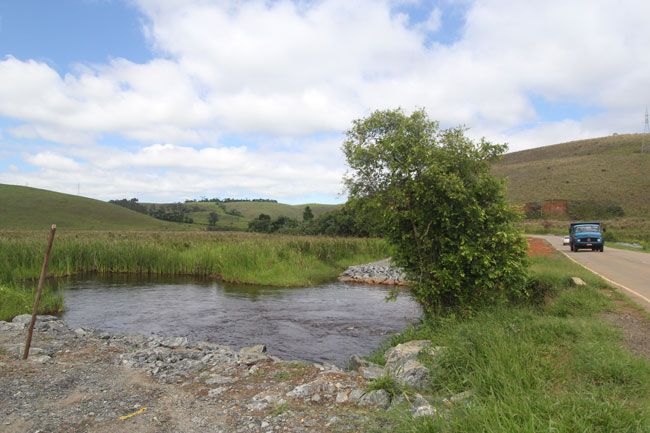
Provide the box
[61,275,421,366]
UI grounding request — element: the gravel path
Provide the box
[0,316,380,433]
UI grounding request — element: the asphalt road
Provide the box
[537,235,650,312]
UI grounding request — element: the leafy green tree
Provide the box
[343,108,528,312]
[208,212,219,227]
[303,206,314,222]
[248,213,272,233]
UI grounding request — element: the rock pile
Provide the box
[339,258,408,286]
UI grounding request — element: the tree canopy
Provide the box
[343,108,528,312]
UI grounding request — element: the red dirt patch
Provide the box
[527,237,555,257]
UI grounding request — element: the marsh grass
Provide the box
[369,252,650,433]
[0,230,387,320]
[0,283,64,321]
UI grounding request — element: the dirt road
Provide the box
[537,235,650,312]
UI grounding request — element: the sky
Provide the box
[0,0,648,204]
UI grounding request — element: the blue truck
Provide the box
[569,222,604,252]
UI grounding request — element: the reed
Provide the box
[0,231,388,286]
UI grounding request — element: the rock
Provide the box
[74,328,88,337]
[358,365,384,380]
[29,355,52,364]
[287,377,337,399]
[12,314,57,324]
[239,344,269,365]
[357,390,390,409]
[384,340,442,389]
[412,404,437,417]
[348,354,371,370]
[442,390,474,408]
[159,336,189,348]
[410,393,436,417]
[205,375,236,385]
[208,387,227,398]
[248,392,285,411]
[335,390,350,403]
[570,277,587,287]
[385,340,430,365]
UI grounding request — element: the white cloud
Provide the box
[2,0,650,201]
[27,152,81,171]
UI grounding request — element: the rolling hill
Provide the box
[493,134,650,217]
[0,184,173,230]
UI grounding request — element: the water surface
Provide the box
[62,275,421,366]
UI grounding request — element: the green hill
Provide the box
[0,184,173,230]
[493,134,650,217]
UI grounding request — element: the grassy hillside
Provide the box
[0,184,173,230]
[493,134,650,217]
[223,201,339,220]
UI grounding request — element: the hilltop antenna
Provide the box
[641,105,650,153]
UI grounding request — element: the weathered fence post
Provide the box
[22,224,57,360]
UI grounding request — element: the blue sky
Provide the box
[0,0,647,203]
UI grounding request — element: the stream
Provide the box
[60,275,421,366]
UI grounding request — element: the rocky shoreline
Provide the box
[338,259,409,286]
[0,314,469,433]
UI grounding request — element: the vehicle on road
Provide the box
[563,235,570,246]
[569,222,604,252]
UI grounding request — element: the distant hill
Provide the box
[493,134,650,217]
[0,184,173,230]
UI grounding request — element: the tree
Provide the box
[303,206,314,222]
[343,108,528,312]
[208,212,219,227]
[248,213,272,233]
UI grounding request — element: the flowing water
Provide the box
[61,275,421,366]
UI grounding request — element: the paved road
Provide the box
[536,235,650,312]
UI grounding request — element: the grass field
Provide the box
[0,231,388,321]
[493,134,650,217]
[367,250,650,433]
[0,184,175,231]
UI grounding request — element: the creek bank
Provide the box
[338,259,409,286]
[0,315,466,433]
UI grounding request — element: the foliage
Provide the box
[567,200,625,220]
[368,253,650,433]
[343,108,528,312]
[208,212,219,226]
[303,206,314,222]
[108,198,149,214]
[367,374,404,398]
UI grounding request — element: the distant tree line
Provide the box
[110,198,194,224]
[247,200,382,237]
[185,197,278,203]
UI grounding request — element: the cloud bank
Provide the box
[1,0,648,202]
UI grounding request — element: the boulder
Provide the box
[286,377,337,399]
[358,365,385,380]
[570,277,587,287]
[239,344,269,365]
[384,340,442,390]
[357,390,391,409]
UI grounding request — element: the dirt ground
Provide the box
[526,237,556,257]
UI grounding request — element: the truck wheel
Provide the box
[600,246,604,252]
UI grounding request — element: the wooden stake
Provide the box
[22,224,57,360]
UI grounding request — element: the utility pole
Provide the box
[641,105,650,153]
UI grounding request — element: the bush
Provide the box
[343,108,528,312]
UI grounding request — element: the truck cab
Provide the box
[569,222,604,252]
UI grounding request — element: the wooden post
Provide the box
[22,224,57,360]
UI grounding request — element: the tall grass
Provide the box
[369,252,650,433]
[0,284,64,321]
[0,231,388,286]
[0,231,388,321]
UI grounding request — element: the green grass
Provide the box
[368,251,650,433]
[0,231,388,320]
[0,184,175,231]
[493,134,650,217]
[0,283,64,321]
